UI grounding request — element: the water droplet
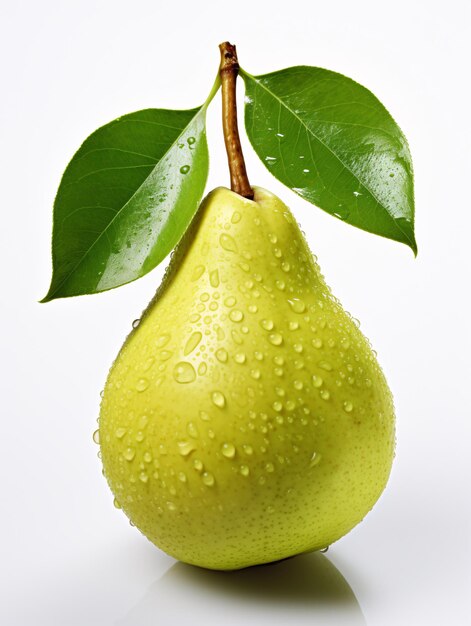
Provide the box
[202,471,215,487]
[319,361,333,371]
[187,136,196,145]
[135,431,145,442]
[209,269,220,287]
[123,448,135,461]
[139,471,149,483]
[312,375,323,388]
[211,391,226,408]
[288,298,306,313]
[193,458,203,472]
[269,333,283,346]
[248,304,258,313]
[198,362,207,375]
[180,165,190,174]
[320,389,330,400]
[320,546,330,553]
[265,462,275,473]
[143,451,152,463]
[312,338,323,349]
[136,378,149,392]
[113,498,121,509]
[115,427,126,439]
[178,441,196,456]
[294,380,303,390]
[281,261,291,272]
[231,211,241,224]
[155,334,171,348]
[184,423,198,440]
[143,356,155,372]
[192,265,205,281]
[276,279,286,290]
[293,343,303,353]
[159,350,173,361]
[178,471,187,482]
[289,321,299,331]
[240,465,250,477]
[234,353,246,364]
[221,442,236,458]
[343,401,354,413]
[224,296,236,307]
[92,429,100,444]
[242,444,253,455]
[310,451,322,467]
[132,318,140,329]
[173,362,196,384]
[216,348,228,363]
[229,309,244,322]
[273,401,283,412]
[231,330,242,345]
[220,233,238,252]
[184,332,202,356]
[261,319,274,331]
[166,501,177,511]
[250,369,261,379]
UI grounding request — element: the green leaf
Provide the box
[42,106,209,301]
[241,67,416,253]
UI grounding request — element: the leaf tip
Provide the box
[39,280,60,303]
[407,233,418,257]
[39,291,53,304]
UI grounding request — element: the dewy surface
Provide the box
[99,186,395,570]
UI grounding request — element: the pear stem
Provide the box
[219,42,254,200]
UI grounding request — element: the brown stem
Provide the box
[219,42,254,200]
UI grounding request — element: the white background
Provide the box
[1,1,470,624]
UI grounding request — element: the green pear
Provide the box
[99,186,395,570]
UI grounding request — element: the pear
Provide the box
[99,186,395,570]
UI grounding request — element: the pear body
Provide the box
[99,187,395,570]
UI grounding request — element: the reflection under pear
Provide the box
[118,551,366,625]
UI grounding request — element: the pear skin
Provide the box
[99,186,395,570]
